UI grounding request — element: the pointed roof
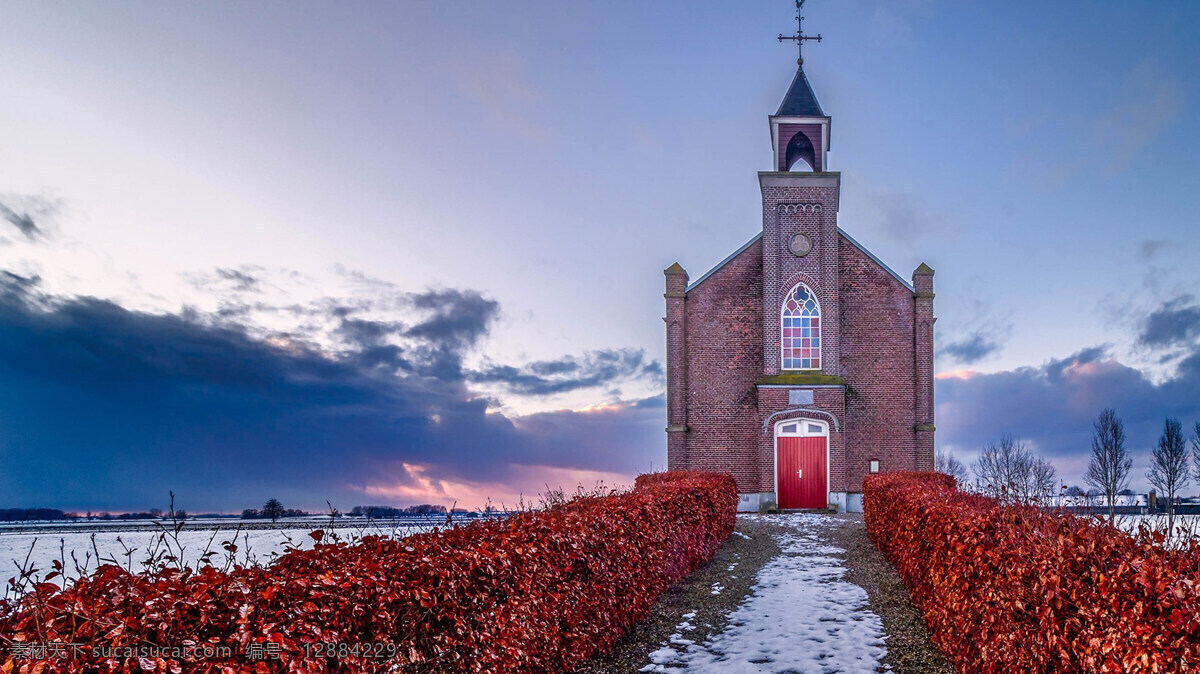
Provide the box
[775,67,825,117]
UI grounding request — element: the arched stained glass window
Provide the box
[781,283,820,370]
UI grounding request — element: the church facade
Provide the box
[663,62,935,513]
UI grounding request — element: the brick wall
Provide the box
[837,235,921,492]
[677,239,765,492]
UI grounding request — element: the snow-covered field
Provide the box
[642,513,888,673]
[0,517,478,591]
[1101,513,1200,546]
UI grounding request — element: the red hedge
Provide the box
[1,471,736,673]
[864,471,1200,673]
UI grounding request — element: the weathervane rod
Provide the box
[778,0,822,66]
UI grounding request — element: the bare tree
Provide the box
[1191,421,1200,490]
[1148,417,1189,534]
[934,447,969,486]
[1028,458,1059,504]
[972,433,1057,504]
[262,498,285,523]
[1085,408,1131,522]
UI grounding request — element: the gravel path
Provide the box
[575,512,952,674]
[640,513,888,673]
[571,517,784,674]
[826,513,954,674]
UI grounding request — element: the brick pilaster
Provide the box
[913,263,936,471]
[664,263,689,470]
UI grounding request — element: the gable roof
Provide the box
[685,232,762,293]
[684,229,915,294]
[837,228,915,292]
[775,67,826,117]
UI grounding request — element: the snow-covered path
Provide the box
[642,513,888,673]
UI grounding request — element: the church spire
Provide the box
[775,67,825,118]
[777,0,822,67]
[769,0,831,172]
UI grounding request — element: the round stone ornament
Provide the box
[789,233,813,257]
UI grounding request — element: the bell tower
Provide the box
[771,0,830,172]
[761,0,840,379]
[756,1,845,507]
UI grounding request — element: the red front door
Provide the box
[777,436,827,509]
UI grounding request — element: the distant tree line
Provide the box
[107,509,188,520]
[934,432,1058,504]
[0,508,78,522]
[1062,485,1136,500]
[1076,408,1200,530]
[240,508,309,520]
[935,408,1200,530]
[1146,416,1199,534]
[0,508,193,521]
[349,504,449,517]
[968,433,1058,505]
[241,499,308,521]
[238,502,463,522]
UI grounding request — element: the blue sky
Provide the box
[2,1,1199,511]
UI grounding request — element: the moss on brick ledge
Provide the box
[755,373,847,387]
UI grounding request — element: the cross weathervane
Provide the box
[778,0,822,66]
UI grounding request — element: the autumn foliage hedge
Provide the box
[1,471,737,673]
[864,471,1200,673]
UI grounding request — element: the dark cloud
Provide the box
[407,289,498,347]
[937,345,1200,488]
[470,349,663,396]
[1138,240,1172,260]
[936,301,1009,366]
[1042,344,1109,379]
[336,317,405,347]
[0,276,661,512]
[0,195,58,240]
[1139,296,1200,349]
[187,266,267,294]
[405,289,500,380]
[215,267,264,292]
[939,331,1002,364]
[1,270,42,292]
[335,317,410,371]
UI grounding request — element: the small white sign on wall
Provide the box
[788,389,814,406]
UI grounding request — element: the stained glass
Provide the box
[781,283,821,371]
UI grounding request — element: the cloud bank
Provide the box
[470,349,663,396]
[0,273,664,512]
[937,338,1200,490]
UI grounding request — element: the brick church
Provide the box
[663,45,935,513]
